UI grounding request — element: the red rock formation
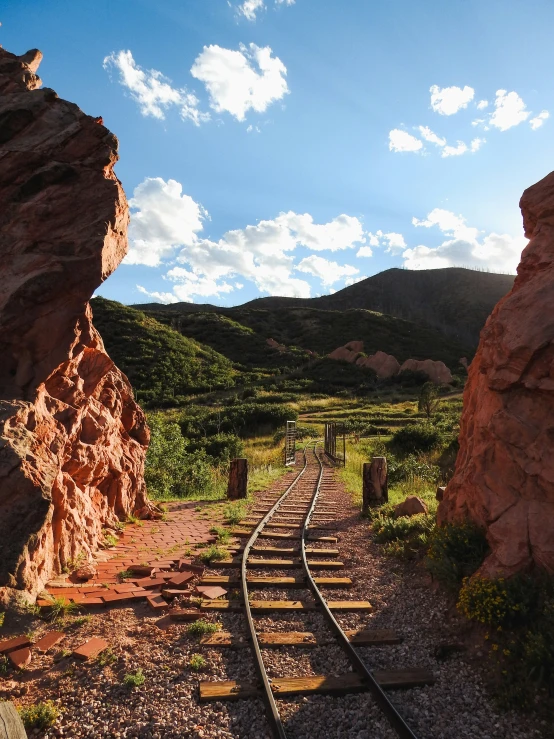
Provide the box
[399,358,452,384]
[0,48,153,597]
[328,341,364,363]
[438,171,554,577]
[356,351,400,378]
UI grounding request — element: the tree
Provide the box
[418,381,440,419]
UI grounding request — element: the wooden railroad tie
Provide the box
[199,600,371,613]
[214,558,343,569]
[199,669,435,702]
[200,575,352,588]
[200,628,401,648]
[239,521,338,531]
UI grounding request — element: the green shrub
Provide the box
[198,545,228,564]
[123,668,146,688]
[189,653,207,671]
[222,499,248,525]
[371,506,436,559]
[389,423,442,455]
[187,619,221,637]
[426,521,488,589]
[18,701,59,730]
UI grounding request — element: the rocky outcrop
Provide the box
[328,346,360,363]
[399,358,452,384]
[356,351,400,378]
[438,170,554,577]
[0,47,153,596]
[394,496,429,518]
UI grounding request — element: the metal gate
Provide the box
[284,421,297,466]
[324,421,346,466]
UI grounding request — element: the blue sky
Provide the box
[3,0,554,305]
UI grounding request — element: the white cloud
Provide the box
[103,50,208,125]
[190,43,288,121]
[296,255,359,286]
[126,176,365,300]
[441,141,469,157]
[430,84,474,115]
[356,246,373,258]
[125,178,207,267]
[344,275,367,287]
[470,137,485,152]
[246,124,261,133]
[136,285,180,304]
[236,0,294,21]
[404,207,526,272]
[530,110,550,130]
[418,125,446,147]
[476,99,489,110]
[489,90,529,131]
[366,230,406,253]
[237,0,265,20]
[388,129,423,152]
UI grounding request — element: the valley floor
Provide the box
[0,463,543,739]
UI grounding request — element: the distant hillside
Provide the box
[91,298,237,404]
[135,267,514,348]
[136,304,469,370]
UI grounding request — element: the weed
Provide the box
[0,612,4,628]
[426,521,488,589]
[189,654,206,671]
[186,620,221,637]
[18,701,59,730]
[222,500,248,526]
[0,655,8,674]
[195,506,202,512]
[123,668,146,687]
[126,513,143,526]
[198,545,228,564]
[210,526,232,545]
[96,647,118,666]
[70,615,91,628]
[104,534,119,548]
[47,596,79,621]
[118,569,133,580]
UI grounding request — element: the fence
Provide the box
[284,420,297,466]
[324,421,346,466]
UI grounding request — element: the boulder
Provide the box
[438,170,554,577]
[399,358,452,384]
[0,47,154,596]
[394,496,429,517]
[344,341,364,353]
[328,346,359,363]
[356,351,400,378]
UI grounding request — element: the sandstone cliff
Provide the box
[438,171,554,577]
[0,47,152,597]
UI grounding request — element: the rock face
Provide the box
[0,48,152,596]
[394,496,429,518]
[438,170,554,577]
[399,358,452,385]
[356,351,400,378]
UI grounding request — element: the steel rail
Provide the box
[302,443,421,739]
[240,442,312,739]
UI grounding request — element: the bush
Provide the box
[187,620,221,637]
[387,454,441,485]
[426,521,488,589]
[457,575,537,628]
[189,654,207,671]
[123,668,146,688]
[389,423,442,455]
[19,702,59,730]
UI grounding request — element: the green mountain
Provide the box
[91,298,237,404]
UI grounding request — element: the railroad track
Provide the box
[197,442,433,738]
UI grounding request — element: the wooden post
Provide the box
[0,702,28,738]
[362,456,388,513]
[227,458,248,500]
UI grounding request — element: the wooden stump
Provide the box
[0,702,27,738]
[227,458,248,500]
[362,457,388,513]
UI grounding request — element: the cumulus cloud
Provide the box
[403,208,526,272]
[476,99,489,110]
[344,275,367,287]
[103,50,208,124]
[430,84,474,115]
[489,90,529,131]
[136,286,180,304]
[418,126,446,147]
[126,177,365,301]
[365,231,406,253]
[388,129,423,152]
[191,43,288,121]
[356,246,373,258]
[296,255,359,286]
[125,178,207,267]
[530,110,550,130]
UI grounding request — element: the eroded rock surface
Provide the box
[439,170,554,576]
[0,47,152,596]
[356,351,400,378]
[399,358,452,384]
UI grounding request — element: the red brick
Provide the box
[0,635,32,654]
[195,585,228,600]
[134,577,168,589]
[127,564,154,576]
[80,598,105,607]
[34,631,65,653]
[101,592,142,604]
[73,637,109,660]
[8,646,32,669]
[147,594,169,612]
[161,588,191,599]
[168,571,195,588]
[113,584,137,593]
